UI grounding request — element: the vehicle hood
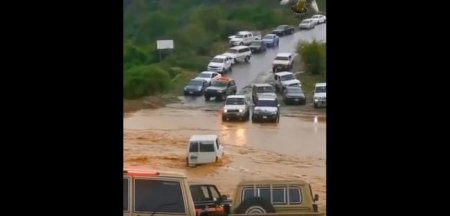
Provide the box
[230,38,244,43]
[262,38,274,42]
[185,84,203,90]
[196,77,212,83]
[257,92,277,98]
[224,105,246,110]
[273,60,290,65]
[249,44,262,48]
[254,106,278,113]
[206,86,226,91]
[285,92,305,98]
[281,79,301,86]
[208,62,224,67]
[314,92,326,98]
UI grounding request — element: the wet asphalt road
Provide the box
[180,24,326,112]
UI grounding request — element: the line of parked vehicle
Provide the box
[183,15,326,118]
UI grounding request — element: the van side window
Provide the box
[199,142,215,152]
[189,142,198,152]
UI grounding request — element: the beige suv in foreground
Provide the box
[228,179,324,216]
[123,169,196,216]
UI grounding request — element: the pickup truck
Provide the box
[190,183,233,216]
[229,31,262,47]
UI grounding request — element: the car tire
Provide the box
[245,56,250,63]
[205,96,210,101]
[186,157,189,167]
[222,116,226,122]
[314,103,318,108]
[215,156,219,163]
[240,42,244,46]
[274,116,279,123]
[234,197,276,214]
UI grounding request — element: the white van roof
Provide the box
[189,135,218,141]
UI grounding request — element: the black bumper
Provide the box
[223,112,247,120]
[184,90,203,96]
[252,114,278,122]
[205,91,225,98]
[284,98,306,105]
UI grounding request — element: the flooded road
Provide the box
[124,107,326,212]
[124,24,326,212]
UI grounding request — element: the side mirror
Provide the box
[221,194,228,200]
[314,194,319,202]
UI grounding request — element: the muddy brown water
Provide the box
[124,105,326,212]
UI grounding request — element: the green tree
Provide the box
[297,40,326,75]
[124,65,171,99]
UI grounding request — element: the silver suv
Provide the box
[222,95,250,122]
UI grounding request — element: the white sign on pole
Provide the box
[156,40,174,49]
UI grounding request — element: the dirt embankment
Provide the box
[124,95,180,113]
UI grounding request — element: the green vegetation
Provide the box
[124,0,326,99]
[295,39,326,99]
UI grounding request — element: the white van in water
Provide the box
[186,135,224,167]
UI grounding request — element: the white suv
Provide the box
[207,55,233,74]
[222,95,250,121]
[273,71,301,92]
[313,82,326,108]
[272,52,294,72]
[223,46,252,64]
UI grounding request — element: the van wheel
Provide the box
[186,157,189,167]
[215,156,219,163]
[205,96,210,101]
[222,116,226,122]
[245,56,250,63]
[234,197,275,214]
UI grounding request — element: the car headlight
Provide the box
[314,98,319,102]
[223,109,228,113]
[239,109,243,112]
